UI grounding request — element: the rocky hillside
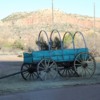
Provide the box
[1,9,100,29]
[0,9,100,55]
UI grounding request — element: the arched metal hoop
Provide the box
[50,29,63,50]
[73,31,87,48]
[38,30,50,50]
[63,31,75,49]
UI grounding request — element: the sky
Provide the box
[0,0,99,19]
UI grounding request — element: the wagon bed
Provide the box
[24,48,88,63]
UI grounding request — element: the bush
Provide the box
[36,37,61,50]
[13,40,24,50]
[36,37,49,50]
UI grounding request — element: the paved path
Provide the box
[0,84,100,100]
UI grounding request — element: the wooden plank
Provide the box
[32,51,50,57]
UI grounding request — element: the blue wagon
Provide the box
[21,30,96,80]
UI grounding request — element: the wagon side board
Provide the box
[23,48,88,63]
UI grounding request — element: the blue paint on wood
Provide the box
[23,48,88,63]
[23,52,33,63]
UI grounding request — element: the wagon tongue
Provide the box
[0,70,27,80]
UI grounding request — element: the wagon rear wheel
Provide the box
[74,52,96,78]
[37,58,58,81]
[21,63,38,80]
[58,63,75,77]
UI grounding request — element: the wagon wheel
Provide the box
[74,52,96,78]
[58,63,75,77]
[37,58,58,81]
[21,63,38,80]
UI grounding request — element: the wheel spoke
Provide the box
[44,59,47,67]
[48,71,54,79]
[66,70,68,76]
[81,68,84,77]
[41,62,45,68]
[64,69,67,76]
[23,69,28,72]
[76,59,81,63]
[69,69,73,77]
[59,69,64,75]
[47,59,51,66]
[44,73,47,80]
[87,67,94,71]
[85,69,91,76]
[70,69,74,76]
[84,69,87,77]
[62,69,66,75]
[29,74,32,79]
[67,70,70,77]
[87,56,92,61]
[75,63,81,65]
[38,66,45,70]
[75,63,81,66]
[25,65,30,68]
[58,66,64,70]
[68,70,71,77]
[83,54,87,61]
[87,63,94,67]
[31,73,34,79]
[22,65,29,70]
[33,72,38,77]
[23,71,28,75]
[79,55,83,61]
[49,62,55,68]
[41,72,47,80]
[25,73,30,78]
[65,69,67,76]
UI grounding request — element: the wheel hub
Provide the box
[82,62,88,68]
[28,67,34,73]
[45,68,51,73]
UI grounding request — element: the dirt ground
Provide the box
[0,55,100,96]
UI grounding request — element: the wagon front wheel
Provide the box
[74,52,96,78]
[37,58,58,81]
[21,63,38,80]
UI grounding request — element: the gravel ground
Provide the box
[0,55,100,96]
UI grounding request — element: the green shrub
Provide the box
[36,37,48,50]
[13,40,24,50]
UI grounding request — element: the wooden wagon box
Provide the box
[23,48,88,63]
